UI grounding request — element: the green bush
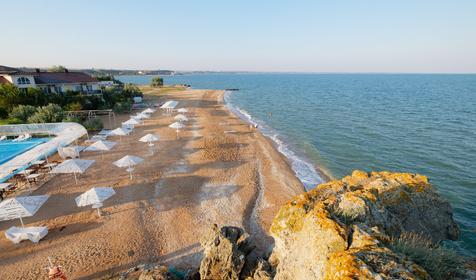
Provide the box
[0,107,8,119]
[65,102,82,111]
[62,116,82,123]
[390,232,466,280]
[5,118,23,124]
[151,76,164,87]
[123,83,143,98]
[113,101,132,113]
[10,105,38,123]
[82,118,103,131]
[27,104,65,123]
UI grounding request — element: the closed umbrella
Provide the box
[50,159,95,184]
[139,133,160,146]
[174,114,188,122]
[169,122,185,138]
[84,140,117,159]
[75,187,115,217]
[113,155,144,179]
[0,195,49,227]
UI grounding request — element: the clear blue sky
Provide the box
[2,0,475,73]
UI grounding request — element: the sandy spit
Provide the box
[0,89,304,279]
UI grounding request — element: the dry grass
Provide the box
[390,232,466,280]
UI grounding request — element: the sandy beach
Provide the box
[0,88,305,279]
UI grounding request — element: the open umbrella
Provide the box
[84,140,117,159]
[169,122,185,138]
[75,187,115,217]
[174,114,188,122]
[50,159,95,184]
[0,195,49,227]
[123,118,140,126]
[113,155,144,179]
[177,108,188,113]
[142,108,156,114]
[109,127,130,140]
[137,112,150,119]
[139,133,160,146]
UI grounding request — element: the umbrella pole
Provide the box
[74,173,78,184]
[20,217,24,228]
[97,207,101,217]
[101,150,104,159]
[129,166,132,180]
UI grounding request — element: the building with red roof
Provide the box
[0,65,101,94]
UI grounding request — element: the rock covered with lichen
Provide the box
[269,170,460,280]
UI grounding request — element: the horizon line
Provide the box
[6,65,476,75]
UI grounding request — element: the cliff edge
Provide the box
[269,170,461,280]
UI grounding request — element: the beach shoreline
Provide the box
[223,90,332,187]
[0,87,306,279]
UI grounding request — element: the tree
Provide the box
[48,65,67,72]
[10,105,38,123]
[123,83,143,98]
[151,76,164,87]
[27,104,64,123]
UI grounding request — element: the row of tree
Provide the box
[0,82,143,126]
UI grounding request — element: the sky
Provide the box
[1,0,476,73]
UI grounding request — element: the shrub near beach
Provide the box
[0,81,143,127]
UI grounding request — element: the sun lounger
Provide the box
[12,134,25,142]
[0,135,6,141]
[5,226,48,244]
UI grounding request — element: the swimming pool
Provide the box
[0,138,49,165]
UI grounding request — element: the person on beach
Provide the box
[0,189,4,202]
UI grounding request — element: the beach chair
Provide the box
[12,134,25,142]
[5,226,48,244]
[0,135,6,141]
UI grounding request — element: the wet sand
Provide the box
[0,88,305,279]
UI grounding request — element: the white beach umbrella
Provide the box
[160,100,178,110]
[142,108,156,114]
[113,155,144,179]
[131,115,144,121]
[84,140,117,159]
[174,114,188,122]
[139,133,160,146]
[109,127,130,140]
[137,112,150,119]
[177,108,188,113]
[123,118,140,125]
[169,122,185,138]
[50,159,95,184]
[0,195,49,227]
[75,187,115,217]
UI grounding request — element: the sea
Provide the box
[117,73,476,256]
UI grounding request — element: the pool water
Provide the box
[0,138,49,165]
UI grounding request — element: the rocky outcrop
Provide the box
[269,170,460,280]
[199,225,271,280]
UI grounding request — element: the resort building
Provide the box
[0,65,101,94]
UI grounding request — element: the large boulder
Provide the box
[269,171,460,280]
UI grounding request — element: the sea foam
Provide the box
[224,91,324,190]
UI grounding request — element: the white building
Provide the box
[0,65,101,94]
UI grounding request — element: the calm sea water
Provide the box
[118,73,476,256]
